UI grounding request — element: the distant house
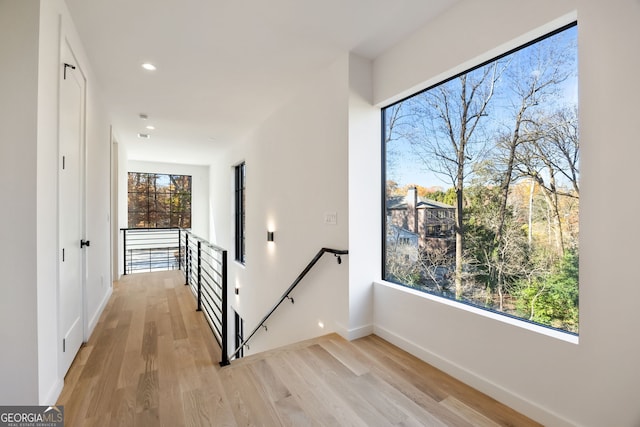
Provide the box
[387,187,455,250]
[386,224,420,259]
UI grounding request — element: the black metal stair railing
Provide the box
[121,228,181,275]
[179,229,229,366]
[228,247,348,361]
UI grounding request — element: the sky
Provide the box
[385,24,578,191]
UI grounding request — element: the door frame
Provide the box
[110,128,119,283]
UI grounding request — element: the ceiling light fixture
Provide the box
[141,63,156,71]
[146,125,155,130]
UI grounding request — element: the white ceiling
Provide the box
[65,0,459,164]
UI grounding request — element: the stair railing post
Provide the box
[197,240,202,312]
[184,233,190,285]
[122,229,127,275]
[178,229,182,270]
[220,250,229,366]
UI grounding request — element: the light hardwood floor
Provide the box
[58,270,541,426]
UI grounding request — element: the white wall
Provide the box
[366,0,640,425]
[116,139,128,278]
[0,0,41,405]
[0,0,112,405]
[210,56,350,355]
[347,53,379,339]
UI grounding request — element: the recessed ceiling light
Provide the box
[146,125,155,130]
[137,133,150,139]
[141,63,156,71]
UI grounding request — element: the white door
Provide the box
[59,40,85,377]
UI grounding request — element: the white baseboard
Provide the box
[373,324,576,427]
[41,378,63,406]
[346,323,374,340]
[85,286,112,341]
[335,323,374,341]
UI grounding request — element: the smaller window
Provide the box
[234,163,246,264]
[234,310,244,358]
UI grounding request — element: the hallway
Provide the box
[57,271,540,426]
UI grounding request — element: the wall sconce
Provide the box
[267,231,275,242]
[235,286,239,295]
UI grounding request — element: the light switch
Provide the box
[324,212,337,225]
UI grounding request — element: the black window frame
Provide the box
[234,162,246,264]
[234,310,244,359]
[381,22,579,335]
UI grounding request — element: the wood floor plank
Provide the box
[166,286,188,340]
[219,364,282,426]
[273,394,315,427]
[353,336,451,402]
[183,388,214,427]
[319,337,370,376]
[57,270,542,427]
[117,349,144,389]
[440,396,502,427]
[284,350,370,427]
[248,358,291,402]
[265,354,344,427]
[110,386,136,427]
[135,370,159,412]
[84,324,129,419]
[134,406,160,427]
[198,383,236,427]
[298,345,392,426]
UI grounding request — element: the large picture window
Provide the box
[383,23,578,333]
[128,172,192,228]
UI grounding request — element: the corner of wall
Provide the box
[348,53,379,335]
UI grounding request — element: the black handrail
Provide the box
[229,247,348,361]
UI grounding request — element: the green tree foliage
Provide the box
[429,188,457,206]
[516,250,579,332]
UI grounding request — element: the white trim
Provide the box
[40,378,64,406]
[86,285,112,339]
[335,322,374,341]
[376,280,579,344]
[347,324,374,341]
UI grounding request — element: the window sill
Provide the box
[374,279,579,345]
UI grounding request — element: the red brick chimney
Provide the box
[406,187,418,233]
